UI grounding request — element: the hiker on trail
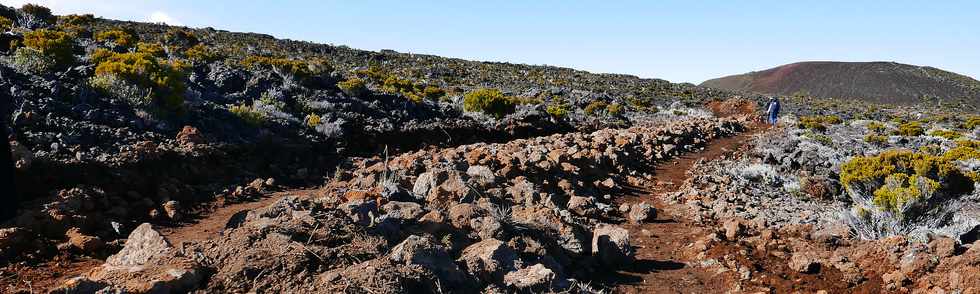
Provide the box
[766,96,780,125]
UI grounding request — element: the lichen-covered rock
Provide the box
[458,239,520,283]
[503,263,556,289]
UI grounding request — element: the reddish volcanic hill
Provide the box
[701,61,980,105]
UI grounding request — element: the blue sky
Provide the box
[2,0,978,83]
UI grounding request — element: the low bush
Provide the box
[337,77,368,97]
[20,29,75,70]
[627,96,656,112]
[798,115,843,132]
[583,100,608,116]
[305,113,322,128]
[463,88,515,118]
[96,29,137,48]
[242,56,331,84]
[18,3,54,28]
[929,130,962,140]
[422,86,446,100]
[864,134,888,145]
[607,103,624,116]
[163,29,199,48]
[0,16,12,31]
[93,51,187,111]
[57,14,94,36]
[963,116,980,130]
[802,130,833,146]
[183,44,219,64]
[672,109,687,116]
[136,42,165,57]
[546,97,570,120]
[894,121,925,137]
[840,148,975,238]
[866,121,887,133]
[229,102,266,126]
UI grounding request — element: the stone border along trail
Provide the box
[607,124,764,293]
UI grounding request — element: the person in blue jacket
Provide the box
[766,96,781,125]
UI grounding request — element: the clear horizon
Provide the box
[2,0,978,84]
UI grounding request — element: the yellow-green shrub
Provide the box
[423,86,446,100]
[0,16,12,31]
[546,98,569,119]
[57,14,95,36]
[229,102,265,126]
[183,44,218,63]
[305,113,321,128]
[894,121,925,137]
[864,134,887,145]
[627,96,655,111]
[866,121,887,133]
[93,51,187,110]
[337,77,368,97]
[929,130,962,140]
[96,29,137,48]
[871,174,939,214]
[242,56,330,81]
[136,42,165,57]
[584,100,608,116]
[964,116,980,130]
[798,115,842,132]
[16,29,75,71]
[463,88,515,118]
[607,103,623,115]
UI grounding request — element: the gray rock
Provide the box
[389,235,467,285]
[503,264,555,289]
[628,202,656,224]
[592,223,634,266]
[381,201,425,221]
[457,239,519,282]
[466,165,497,186]
[106,223,172,267]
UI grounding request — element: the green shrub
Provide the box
[337,77,368,97]
[584,100,608,116]
[626,96,655,111]
[229,102,265,126]
[963,116,980,130]
[57,14,94,36]
[21,29,75,69]
[19,4,54,27]
[89,74,151,107]
[864,134,888,145]
[929,130,962,140]
[242,56,330,82]
[183,44,219,64]
[422,86,446,100]
[136,42,165,57]
[463,88,515,118]
[546,97,569,120]
[840,149,974,225]
[672,109,687,116]
[866,121,887,133]
[93,51,187,110]
[0,16,12,31]
[607,103,623,115]
[802,130,833,146]
[894,121,925,137]
[305,113,321,128]
[96,29,137,48]
[12,47,56,73]
[163,29,199,48]
[798,115,842,132]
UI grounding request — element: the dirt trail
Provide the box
[160,189,323,244]
[609,124,764,293]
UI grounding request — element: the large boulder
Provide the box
[592,223,634,266]
[628,202,656,224]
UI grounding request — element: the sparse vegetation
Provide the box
[546,97,570,120]
[929,129,962,140]
[798,115,843,132]
[183,43,219,63]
